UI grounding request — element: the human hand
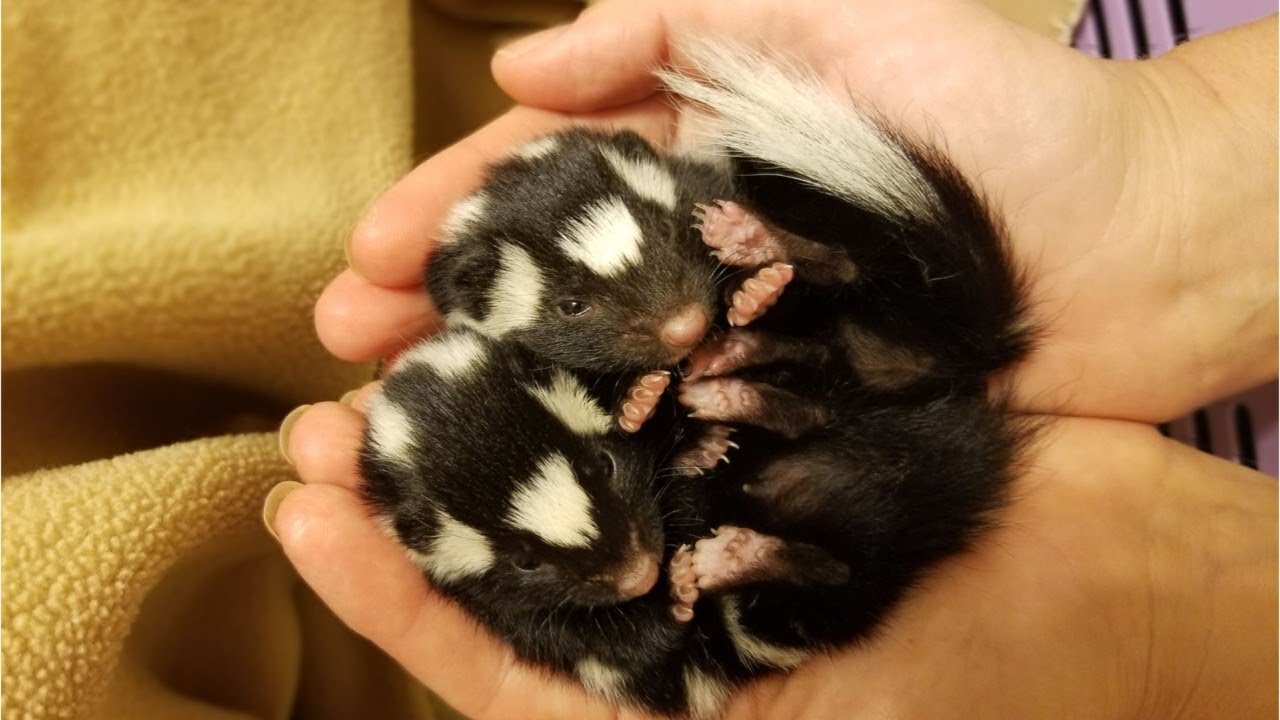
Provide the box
[274,401,1276,719]
[317,0,1276,424]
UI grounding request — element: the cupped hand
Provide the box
[276,399,1277,720]
[317,0,1274,423]
[290,2,1277,717]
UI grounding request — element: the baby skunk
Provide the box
[427,127,735,374]
[359,328,753,716]
[360,39,1036,718]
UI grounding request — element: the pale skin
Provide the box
[273,1,1279,717]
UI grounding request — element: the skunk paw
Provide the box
[694,200,786,268]
[617,371,671,433]
[727,263,793,327]
[670,424,737,476]
[669,545,699,622]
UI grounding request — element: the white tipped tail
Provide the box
[656,38,938,222]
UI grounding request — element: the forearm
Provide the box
[1130,18,1278,410]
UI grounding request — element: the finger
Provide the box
[492,0,800,112]
[314,270,440,362]
[348,101,673,289]
[347,380,383,414]
[287,401,365,491]
[275,484,621,720]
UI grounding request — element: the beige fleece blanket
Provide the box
[0,1,1083,718]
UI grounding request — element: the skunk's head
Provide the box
[426,128,722,373]
[359,329,666,613]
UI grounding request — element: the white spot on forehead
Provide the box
[439,192,488,243]
[526,369,612,436]
[366,393,417,466]
[576,656,628,702]
[719,595,810,670]
[398,331,487,380]
[557,198,643,277]
[482,244,543,336]
[408,510,496,583]
[506,453,599,548]
[599,146,678,210]
[510,134,561,161]
[683,665,729,718]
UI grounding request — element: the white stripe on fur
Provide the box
[683,665,730,719]
[527,368,612,436]
[719,595,810,670]
[366,393,417,465]
[439,192,488,242]
[408,510,496,582]
[398,331,487,380]
[577,656,628,702]
[600,146,678,209]
[511,134,561,160]
[483,243,544,335]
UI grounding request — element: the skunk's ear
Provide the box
[424,225,495,318]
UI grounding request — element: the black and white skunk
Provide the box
[359,39,1035,717]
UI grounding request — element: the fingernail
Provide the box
[497,24,571,60]
[278,405,311,465]
[339,390,358,406]
[262,480,304,542]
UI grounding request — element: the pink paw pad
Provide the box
[678,377,760,422]
[728,263,794,327]
[671,424,738,476]
[617,371,671,433]
[693,200,786,267]
[683,329,765,380]
[691,526,780,592]
[669,545,699,622]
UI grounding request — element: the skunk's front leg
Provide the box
[683,328,832,380]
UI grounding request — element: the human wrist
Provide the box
[1139,442,1278,718]
[1120,21,1278,410]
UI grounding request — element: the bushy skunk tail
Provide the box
[659,39,1034,381]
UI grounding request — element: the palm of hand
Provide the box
[280,416,1175,720]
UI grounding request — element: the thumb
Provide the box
[491,1,728,112]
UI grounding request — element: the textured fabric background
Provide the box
[0,1,1083,718]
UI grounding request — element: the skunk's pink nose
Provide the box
[615,553,661,598]
[660,304,709,351]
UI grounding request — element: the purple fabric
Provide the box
[1073,0,1279,477]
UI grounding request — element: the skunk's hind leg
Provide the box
[679,377,830,439]
[692,526,849,591]
[684,328,832,380]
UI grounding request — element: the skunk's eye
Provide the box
[556,299,590,317]
[598,450,616,481]
[512,543,545,572]
[513,556,542,572]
